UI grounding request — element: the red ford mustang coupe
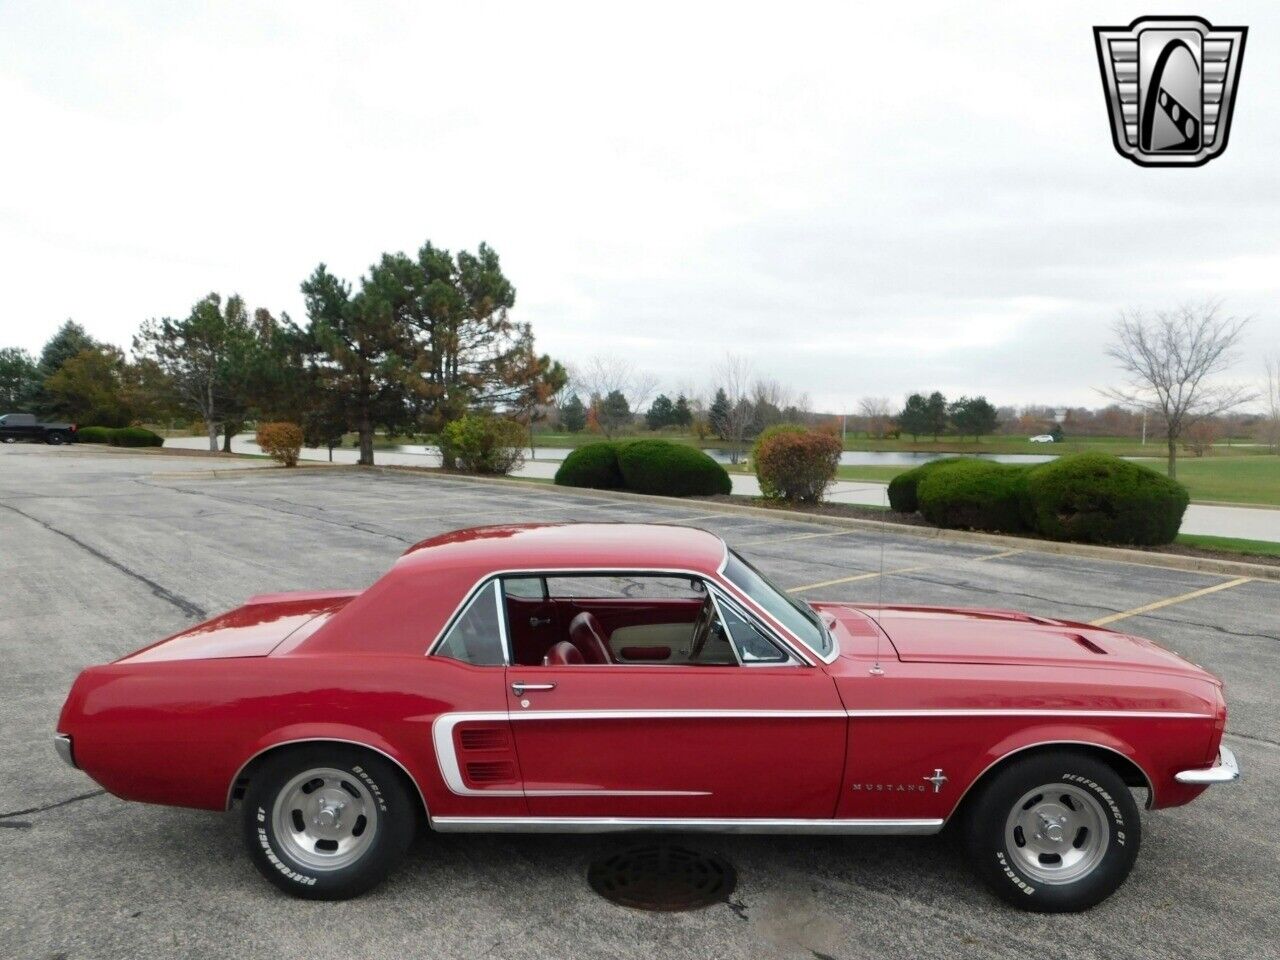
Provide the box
[55,523,1238,910]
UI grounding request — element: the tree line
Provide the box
[0,240,565,465]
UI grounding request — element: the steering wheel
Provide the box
[687,597,716,662]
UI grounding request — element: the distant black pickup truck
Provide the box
[0,413,78,444]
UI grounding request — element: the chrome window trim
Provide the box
[720,548,839,664]
[426,565,817,667]
[224,737,429,814]
[707,587,796,667]
[429,815,944,835]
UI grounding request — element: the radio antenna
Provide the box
[869,486,886,676]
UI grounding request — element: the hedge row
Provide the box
[889,453,1188,545]
[555,440,731,497]
[78,426,165,447]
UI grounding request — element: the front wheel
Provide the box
[963,751,1141,912]
[241,745,416,900]
[45,432,65,445]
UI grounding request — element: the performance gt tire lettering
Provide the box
[964,751,1141,913]
[240,745,415,900]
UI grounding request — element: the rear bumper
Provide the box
[54,733,76,769]
[1175,745,1238,785]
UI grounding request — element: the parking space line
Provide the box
[1089,577,1253,627]
[663,513,737,525]
[786,549,1024,594]
[738,529,853,547]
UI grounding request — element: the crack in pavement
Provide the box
[0,503,208,619]
[138,478,415,544]
[0,789,106,820]
[1223,730,1280,749]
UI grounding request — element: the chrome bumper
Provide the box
[1175,745,1238,785]
[54,733,76,769]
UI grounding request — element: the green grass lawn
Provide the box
[1175,533,1280,558]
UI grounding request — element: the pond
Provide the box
[389,445,1060,466]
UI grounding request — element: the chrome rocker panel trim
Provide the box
[1175,745,1240,784]
[429,816,945,835]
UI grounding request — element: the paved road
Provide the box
[161,435,1280,541]
[2,445,1277,960]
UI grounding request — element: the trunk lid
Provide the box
[116,590,359,664]
[865,604,1211,678]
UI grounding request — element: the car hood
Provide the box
[837,604,1216,680]
[115,590,360,664]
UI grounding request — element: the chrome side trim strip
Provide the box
[432,710,841,797]
[225,737,429,814]
[429,816,945,835]
[1175,744,1240,784]
[844,709,1212,719]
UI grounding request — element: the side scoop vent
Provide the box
[459,727,509,751]
[465,761,517,784]
[1067,633,1108,655]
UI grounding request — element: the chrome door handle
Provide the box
[529,616,552,627]
[511,681,556,696]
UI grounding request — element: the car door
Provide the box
[504,579,847,820]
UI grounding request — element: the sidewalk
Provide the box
[161,436,1280,543]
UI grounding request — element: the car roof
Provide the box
[397,523,728,576]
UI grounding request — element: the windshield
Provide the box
[723,550,833,658]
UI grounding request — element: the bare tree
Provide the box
[1103,302,1255,478]
[572,354,658,428]
[858,396,894,439]
[711,353,755,464]
[1262,354,1280,454]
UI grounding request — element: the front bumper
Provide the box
[54,733,76,769]
[1175,745,1239,785]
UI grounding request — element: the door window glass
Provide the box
[435,581,506,665]
[503,576,546,599]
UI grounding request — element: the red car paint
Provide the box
[56,523,1227,829]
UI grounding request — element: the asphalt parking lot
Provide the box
[2,445,1277,960]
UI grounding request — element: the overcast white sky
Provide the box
[1,1,1277,411]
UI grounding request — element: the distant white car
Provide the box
[1029,434,1056,443]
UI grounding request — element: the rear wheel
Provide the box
[241,745,416,900]
[963,751,1140,912]
[45,431,66,445]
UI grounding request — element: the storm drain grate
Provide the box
[587,842,736,911]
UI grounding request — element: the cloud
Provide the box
[0,0,1276,410]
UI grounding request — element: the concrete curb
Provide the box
[358,465,1280,583]
[106,447,1278,583]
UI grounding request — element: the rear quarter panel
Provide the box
[59,654,522,818]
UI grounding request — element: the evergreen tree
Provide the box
[708,388,730,439]
[560,393,587,432]
[672,394,693,428]
[948,395,999,440]
[926,391,949,440]
[0,347,39,409]
[597,390,632,437]
[897,393,931,441]
[646,393,675,430]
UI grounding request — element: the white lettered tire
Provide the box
[241,745,416,900]
[964,751,1141,912]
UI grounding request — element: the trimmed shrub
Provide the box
[887,457,967,513]
[754,430,842,503]
[750,423,807,469]
[554,442,625,489]
[255,421,303,467]
[617,440,732,497]
[108,426,164,448]
[77,426,113,444]
[442,414,526,475]
[916,460,1032,533]
[1024,453,1188,545]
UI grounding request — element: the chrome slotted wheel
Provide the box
[271,767,379,872]
[1004,782,1109,885]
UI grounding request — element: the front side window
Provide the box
[723,551,832,658]
[435,581,506,665]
